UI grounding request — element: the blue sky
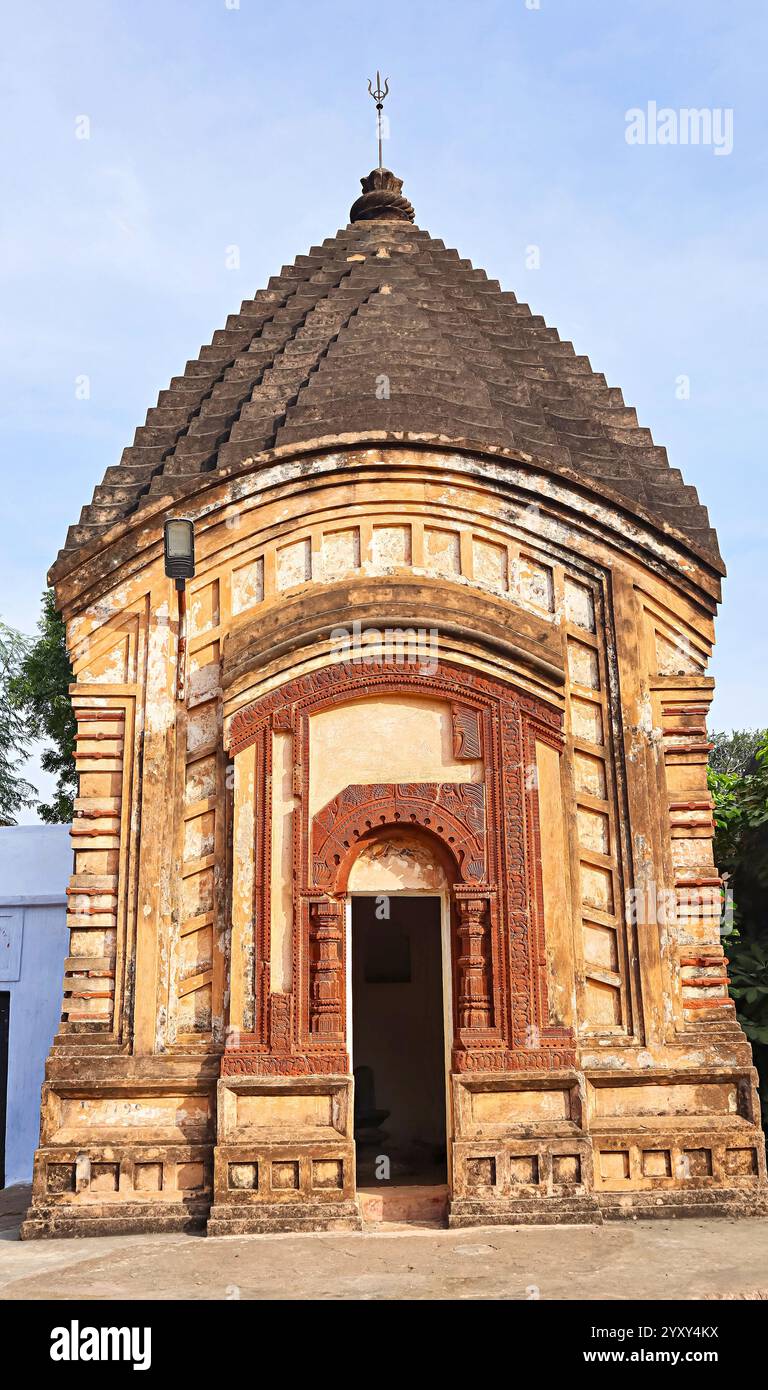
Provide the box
[2,0,766,815]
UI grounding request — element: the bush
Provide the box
[709,734,768,1121]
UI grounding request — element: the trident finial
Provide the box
[367,70,390,169]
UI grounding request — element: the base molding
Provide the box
[20,1200,209,1240]
[21,1187,768,1239]
[207,1200,362,1235]
[20,1061,768,1237]
[449,1194,602,1227]
[597,1187,768,1221]
[449,1187,768,1228]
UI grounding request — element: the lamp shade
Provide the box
[163,517,195,580]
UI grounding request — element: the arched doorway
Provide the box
[346,831,453,1203]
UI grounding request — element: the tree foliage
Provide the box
[0,620,37,823]
[709,727,768,775]
[709,732,768,1120]
[7,591,76,823]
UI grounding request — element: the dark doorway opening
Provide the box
[351,895,447,1190]
[0,992,9,1189]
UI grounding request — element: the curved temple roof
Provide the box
[55,169,722,575]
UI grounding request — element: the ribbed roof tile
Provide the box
[55,170,721,571]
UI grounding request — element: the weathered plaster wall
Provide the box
[308,696,483,817]
[50,448,730,1058]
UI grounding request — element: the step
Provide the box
[358,1183,449,1227]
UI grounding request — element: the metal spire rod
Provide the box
[367,71,390,169]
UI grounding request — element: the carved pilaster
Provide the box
[655,678,738,1034]
[454,890,493,1031]
[61,700,128,1033]
[308,898,344,1038]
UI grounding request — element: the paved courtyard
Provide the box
[1,1185,767,1300]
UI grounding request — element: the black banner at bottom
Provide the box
[2,1297,762,1376]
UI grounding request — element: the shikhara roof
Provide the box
[55,168,722,575]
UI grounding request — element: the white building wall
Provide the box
[0,825,71,1187]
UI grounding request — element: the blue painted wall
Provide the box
[0,825,71,1187]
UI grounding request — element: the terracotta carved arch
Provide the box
[311,781,487,891]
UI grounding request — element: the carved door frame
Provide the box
[223,657,576,1077]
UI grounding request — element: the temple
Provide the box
[22,167,766,1236]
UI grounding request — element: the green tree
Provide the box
[709,727,768,775]
[8,590,76,823]
[0,620,37,823]
[709,733,768,1121]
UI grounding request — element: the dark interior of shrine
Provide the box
[351,894,447,1186]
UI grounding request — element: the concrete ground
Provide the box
[1,1184,767,1300]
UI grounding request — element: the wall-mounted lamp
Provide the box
[163,517,195,590]
[164,517,195,702]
